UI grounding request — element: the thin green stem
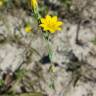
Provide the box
[43,32,53,61]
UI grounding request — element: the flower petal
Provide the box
[57,21,63,26]
[40,24,48,31]
[49,29,55,33]
[46,15,51,20]
[46,15,51,24]
[57,28,61,31]
[52,16,57,23]
[41,18,46,24]
[39,24,45,27]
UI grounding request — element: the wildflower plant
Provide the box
[30,0,63,61]
[31,0,41,20]
[39,15,63,60]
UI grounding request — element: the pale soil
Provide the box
[0,0,96,96]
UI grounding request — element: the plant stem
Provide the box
[43,32,53,62]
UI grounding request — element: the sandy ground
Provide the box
[0,0,96,96]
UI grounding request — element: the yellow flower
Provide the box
[25,25,32,33]
[49,65,57,73]
[40,15,63,33]
[0,0,4,7]
[31,0,38,10]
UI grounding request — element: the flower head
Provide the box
[31,0,38,10]
[39,15,63,33]
[25,25,32,33]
